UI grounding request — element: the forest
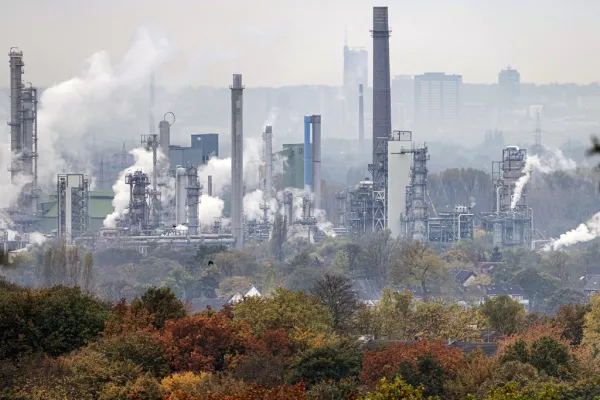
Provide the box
[3,223,600,399]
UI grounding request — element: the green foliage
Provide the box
[287,341,362,386]
[285,267,324,293]
[233,288,334,335]
[92,331,169,377]
[554,303,590,346]
[501,339,530,365]
[510,269,560,312]
[529,336,571,377]
[271,213,288,262]
[398,354,446,398]
[359,376,438,400]
[0,284,109,360]
[136,286,186,329]
[305,378,359,400]
[481,381,561,400]
[480,295,526,335]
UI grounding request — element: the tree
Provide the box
[92,331,169,377]
[479,295,526,335]
[390,241,447,301]
[137,286,186,329]
[233,288,334,336]
[546,288,587,315]
[509,269,559,313]
[271,213,287,262]
[311,273,359,333]
[360,230,398,278]
[359,377,437,400]
[529,336,570,377]
[331,249,350,272]
[287,341,362,386]
[398,354,446,398]
[582,293,600,352]
[360,340,464,387]
[285,267,324,293]
[216,276,253,298]
[158,311,253,372]
[543,250,571,284]
[554,303,590,346]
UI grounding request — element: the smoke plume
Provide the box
[511,149,576,209]
[36,28,171,187]
[198,195,224,228]
[103,147,155,228]
[547,212,600,250]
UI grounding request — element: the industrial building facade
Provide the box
[414,72,462,122]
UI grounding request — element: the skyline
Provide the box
[0,0,599,88]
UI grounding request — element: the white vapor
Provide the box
[511,149,576,209]
[199,195,224,228]
[546,212,600,250]
[36,28,171,187]
[103,148,155,228]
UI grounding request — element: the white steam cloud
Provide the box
[103,147,155,228]
[199,195,224,228]
[546,212,600,250]
[511,149,576,209]
[36,28,171,187]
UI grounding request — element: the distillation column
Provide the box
[175,167,187,226]
[311,115,322,210]
[159,112,174,165]
[303,115,312,196]
[230,74,245,248]
[186,165,201,235]
[9,48,24,182]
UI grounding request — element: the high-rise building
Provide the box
[498,66,520,108]
[392,75,414,129]
[414,72,462,123]
[343,45,368,134]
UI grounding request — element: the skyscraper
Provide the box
[343,45,368,135]
[414,72,462,123]
[498,66,520,108]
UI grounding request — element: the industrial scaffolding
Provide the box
[57,174,90,240]
[427,205,474,243]
[126,171,151,235]
[401,145,430,242]
[141,134,162,229]
[480,146,532,247]
[8,48,39,229]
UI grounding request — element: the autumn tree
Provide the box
[311,273,359,334]
[479,295,526,335]
[360,230,398,278]
[233,288,334,336]
[543,249,571,284]
[158,311,253,372]
[359,376,438,400]
[398,354,447,398]
[135,286,187,329]
[390,241,447,301]
[554,303,590,346]
[582,292,600,352]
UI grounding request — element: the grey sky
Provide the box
[0,0,598,87]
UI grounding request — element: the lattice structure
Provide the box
[57,174,90,240]
[126,171,150,235]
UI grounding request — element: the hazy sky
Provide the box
[0,0,598,87]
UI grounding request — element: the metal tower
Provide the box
[57,174,90,241]
[141,134,161,229]
[186,165,202,235]
[530,111,543,155]
[126,170,151,235]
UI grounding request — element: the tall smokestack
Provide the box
[311,115,322,210]
[358,84,365,149]
[371,7,391,161]
[9,48,24,183]
[207,175,213,197]
[263,126,273,200]
[230,74,245,248]
[303,115,312,196]
[186,165,200,235]
[149,73,155,134]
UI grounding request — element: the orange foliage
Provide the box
[164,382,306,400]
[496,322,569,357]
[103,298,155,337]
[360,339,466,386]
[158,310,255,372]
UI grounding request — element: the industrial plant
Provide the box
[0,6,560,255]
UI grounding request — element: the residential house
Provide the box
[227,285,262,305]
[455,270,477,286]
[474,284,530,311]
[584,275,600,297]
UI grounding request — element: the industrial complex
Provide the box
[1,6,545,254]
